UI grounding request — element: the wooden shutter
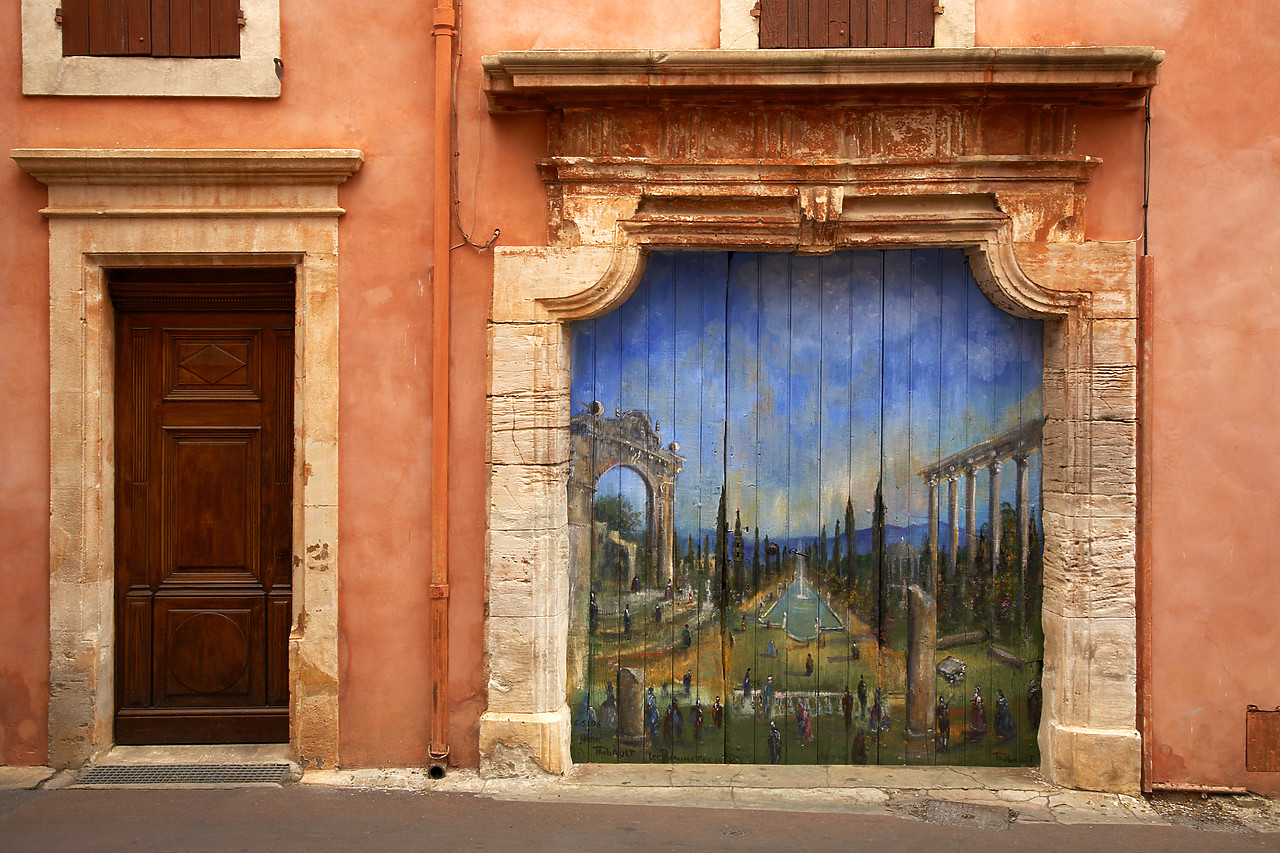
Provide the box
[759,0,934,48]
[62,0,240,58]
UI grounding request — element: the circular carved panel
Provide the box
[168,612,249,694]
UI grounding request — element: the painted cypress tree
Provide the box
[752,526,761,595]
[844,496,857,586]
[715,486,728,599]
[832,519,842,589]
[872,478,887,643]
[732,508,745,594]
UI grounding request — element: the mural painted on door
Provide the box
[568,250,1044,766]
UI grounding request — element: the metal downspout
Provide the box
[429,0,457,773]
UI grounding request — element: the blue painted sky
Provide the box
[572,250,1043,544]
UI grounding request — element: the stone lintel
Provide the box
[12,149,364,186]
[484,47,1163,113]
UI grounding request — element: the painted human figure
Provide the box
[683,669,692,696]
[692,699,704,742]
[995,689,1015,741]
[763,675,775,716]
[842,686,854,733]
[647,701,661,742]
[623,606,631,636]
[969,685,988,738]
[1027,680,1042,731]
[589,592,599,634]
[766,639,778,658]
[851,641,860,661]
[601,684,617,729]
[935,695,950,750]
[852,727,868,764]
[654,602,662,625]
[805,653,815,676]
[682,625,692,647]
[857,675,868,720]
[712,696,724,728]
[670,699,684,743]
[666,581,673,601]
[768,721,783,764]
[632,575,641,593]
[742,668,752,707]
[872,686,890,732]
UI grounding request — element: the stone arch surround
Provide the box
[482,48,1158,793]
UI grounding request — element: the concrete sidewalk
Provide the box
[3,760,1279,851]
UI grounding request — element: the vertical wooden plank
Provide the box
[828,0,851,48]
[849,0,869,47]
[725,252,760,763]
[846,250,883,764]
[88,0,112,55]
[61,0,92,55]
[212,0,239,57]
[125,0,150,54]
[759,0,787,48]
[190,0,212,56]
[907,249,943,765]
[104,0,129,55]
[935,250,969,764]
[866,0,887,48]
[151,0,170,56]
[788,0,809,47]
[886,0,908,46]
[906,0,934,47]
[170,0,191,56]
[808,0,828,48]
[877,249,915,765]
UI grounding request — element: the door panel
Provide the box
[114,284,292,745]
[568,250,1044,767]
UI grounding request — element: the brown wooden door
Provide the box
[113,275,293,744]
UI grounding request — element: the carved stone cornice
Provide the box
[484,47,1163,113]
[12,149,364,186]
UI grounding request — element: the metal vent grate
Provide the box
[78,763,290,786]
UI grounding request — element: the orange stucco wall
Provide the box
[979,0,1280,796]
[3,0,1277,795]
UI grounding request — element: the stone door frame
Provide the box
[481,48,1159,792]
[13,149,361,770]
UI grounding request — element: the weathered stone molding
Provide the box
[483,49,1153,792]
[12,148,361,769]
[484,47,1162,113]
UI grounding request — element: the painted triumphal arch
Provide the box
[568,404,684,590]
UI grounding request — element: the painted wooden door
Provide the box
[568,250,1044,767]
[113,274,293,744]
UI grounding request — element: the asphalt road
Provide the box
[1,786,1277,853]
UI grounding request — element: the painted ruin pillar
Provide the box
[905,585,937,762]
[964,468,977,570]
[617,667,645,754]
[987,460,1001,636]
[947,476,959,583]
[657,480,673,587]
[925,476,939,596]
[1015,453,1030,637]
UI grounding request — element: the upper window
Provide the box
[758,0,935,48]
[60,0,242,58]
[22,0,279,96]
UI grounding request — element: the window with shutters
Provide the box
[22,0,280,96]
[757,0,936,48]
[60,0,242,59]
